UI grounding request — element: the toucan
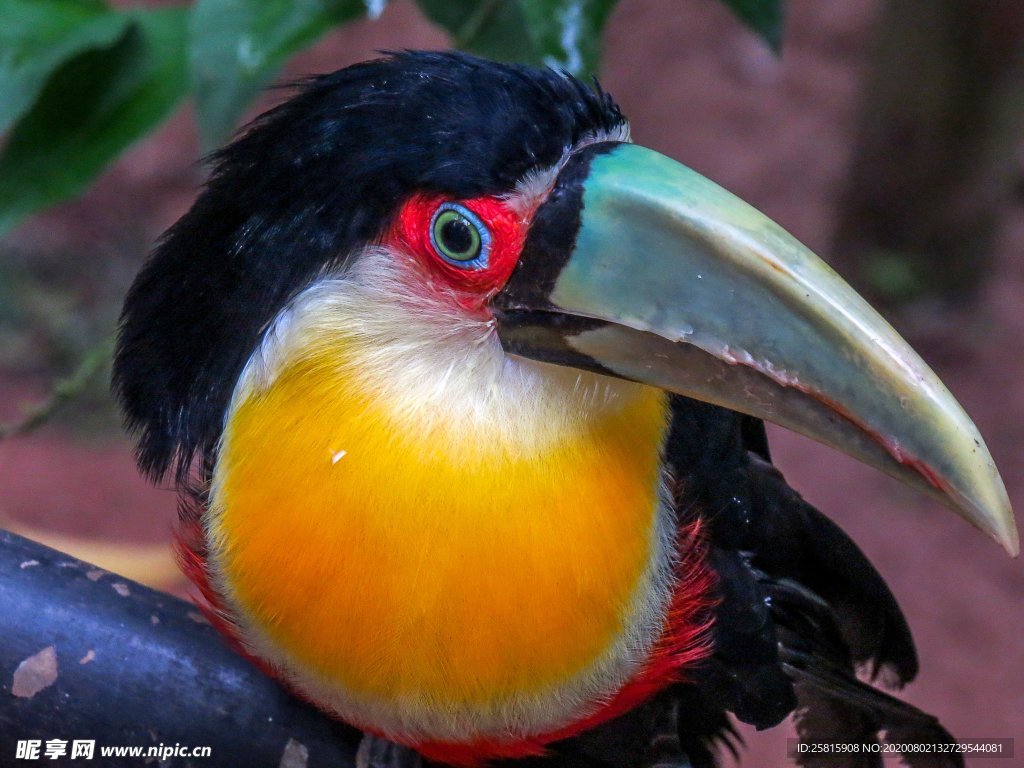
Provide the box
[113,52,1017,768]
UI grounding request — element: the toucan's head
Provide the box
[114,51,1016,555]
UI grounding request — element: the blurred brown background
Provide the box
[1,1,1022,764]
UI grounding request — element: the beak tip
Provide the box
[976,485,1018,557]
[974,494,1019,556]
[957,484,1018,556]
[998,524,1020,558]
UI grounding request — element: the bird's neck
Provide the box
[205,268,684,748]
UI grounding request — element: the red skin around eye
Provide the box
[384,194,527,311]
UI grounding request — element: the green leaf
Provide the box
[416,0,618,78]
[719,0,786,52]
[189,0,375,150]
[518,0,619,78]
[417,0,538,64]
[0,8,189,237]
[0,0,132,133]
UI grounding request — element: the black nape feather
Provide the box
[112,51,626,482]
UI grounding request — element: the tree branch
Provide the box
[0,530,360,767]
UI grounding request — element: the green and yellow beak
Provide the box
[494,142,1018,555]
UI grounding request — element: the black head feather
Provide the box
[112,51,626,482]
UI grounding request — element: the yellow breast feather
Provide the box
[206,267,674,742]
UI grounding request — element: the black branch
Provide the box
[0,530,361,767]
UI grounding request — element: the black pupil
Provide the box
[441,217,475,256]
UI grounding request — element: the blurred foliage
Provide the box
[417,0,617,89]
[723,0,784,52]
[0,339,112,439]
[0,0,785,237]
[0,240,130,435]
[188,0,370,150]
[832,0,1024,308]
[0,244,118,371]
[0,5,187,235]
[859,249,928,305]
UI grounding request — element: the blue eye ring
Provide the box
[429,203,491,269]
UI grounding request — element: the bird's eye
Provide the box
[430,203,490,268]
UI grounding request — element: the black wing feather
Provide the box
[661,396,954,766]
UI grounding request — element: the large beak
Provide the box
[493,142,1017,555]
